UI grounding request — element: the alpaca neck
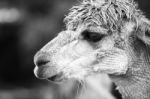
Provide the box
[110,49,150,99]
[115,79,150,99]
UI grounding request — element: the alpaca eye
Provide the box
[82,30,105,42]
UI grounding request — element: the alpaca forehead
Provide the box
[65,0,139,31]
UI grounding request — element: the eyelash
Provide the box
[81,30,105,42]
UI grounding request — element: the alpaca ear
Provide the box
[137,17,150,45]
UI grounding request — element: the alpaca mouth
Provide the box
[47,72,65,82]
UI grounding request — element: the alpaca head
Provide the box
[34,0,150,98]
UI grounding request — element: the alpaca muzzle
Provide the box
[34,51,61,81]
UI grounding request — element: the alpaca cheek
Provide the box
[73,40,94,56]
[98,37,115,51]
[93,50,128,75]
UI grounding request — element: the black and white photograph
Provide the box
[0,0,150,99]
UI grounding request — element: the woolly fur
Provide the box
[64,0,143,31]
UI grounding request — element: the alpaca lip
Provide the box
[47,73,64,82]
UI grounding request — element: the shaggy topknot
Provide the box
[64,0,143,31]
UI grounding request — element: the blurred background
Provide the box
[0,0,149,99]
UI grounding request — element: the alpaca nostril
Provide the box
[36,59,50,67]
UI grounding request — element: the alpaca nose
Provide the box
[34,51,50,67]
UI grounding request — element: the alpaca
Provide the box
[34,0,150,99]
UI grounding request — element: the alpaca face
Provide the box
[34,0,149,83]
[34,0,150,98]
[34,22,135,82]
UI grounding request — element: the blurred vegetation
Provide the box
[0,0,149,99]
